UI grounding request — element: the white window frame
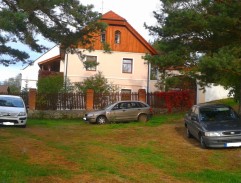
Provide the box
[85,55,97,71]
[122,58,133,74]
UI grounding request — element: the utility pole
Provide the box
[101,0,104,14]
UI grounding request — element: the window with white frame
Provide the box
[85,56,97,71]
[122,58,133,73]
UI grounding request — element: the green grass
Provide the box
[147,112,185,126]
[27,118,82,127]
[1,106,241,182]
[0,154,71,183]
[209,98,238,107]
[180,170,241,183]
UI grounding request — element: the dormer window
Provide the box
[115,30,121,44]
[101,31,106,42]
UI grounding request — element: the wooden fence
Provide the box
[36,92,139,110]
[93,92,139,109]
[1,89,195,112]
[36,92,85,110]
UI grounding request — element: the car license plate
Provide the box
[3,122,14,125]
[225,142,241,147]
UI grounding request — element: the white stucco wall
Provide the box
[20,45,60,90]
[64,49,149,92]
[204,85,230,102]
[197,84,230,104]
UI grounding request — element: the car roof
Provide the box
[195,103,230,108]
[116,100,148,104]
[0,95,22,99]
[118,100,144,102]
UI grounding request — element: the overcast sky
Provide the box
[0,0,160,82]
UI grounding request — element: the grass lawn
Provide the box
[1,99,241,183]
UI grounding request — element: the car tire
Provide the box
[138,114,148,122]
[186,128,193,138]
[200,135,206,149]
[96,116,108,124]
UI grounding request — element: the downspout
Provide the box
[64,52,69,91]
[147,62,150,104]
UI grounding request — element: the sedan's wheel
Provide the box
[96,116,107,124]
[138,114,148,122]
[186,128,192,138]
[200,135,206,149]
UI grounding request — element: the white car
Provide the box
[0,95,27,128]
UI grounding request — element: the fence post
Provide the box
[86,89,94,110]
[28,88,37,110]
[138,89,146,103]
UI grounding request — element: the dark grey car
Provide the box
[83,100,152,124]
[184,103,241,148]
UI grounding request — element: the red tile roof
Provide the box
[101,11,126,21]
[0,85,10,93]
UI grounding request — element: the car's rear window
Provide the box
[0,97,24,108]
[200,107,238,121]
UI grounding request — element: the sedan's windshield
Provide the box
[103,102,116,110]
[0,97,24,108]
[200,107,238,122]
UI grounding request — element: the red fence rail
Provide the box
[148,90,195,112]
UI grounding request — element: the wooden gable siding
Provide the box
[92,24,151,54]
[78,11,157,55]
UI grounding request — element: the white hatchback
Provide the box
[0,95,27,128]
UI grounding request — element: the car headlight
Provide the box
[204,132,222,137]
[18,112,26,116]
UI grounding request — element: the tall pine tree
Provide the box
[0,0,105,66]
[145,0,241,113]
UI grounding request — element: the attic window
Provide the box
[101,31,106,42]
[115,30,121,44]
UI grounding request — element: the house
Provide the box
[20,45,60,90]
[197,84,230,103]
[0,85,10,93]
[22,11,229,104]
[38,11,158,94]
